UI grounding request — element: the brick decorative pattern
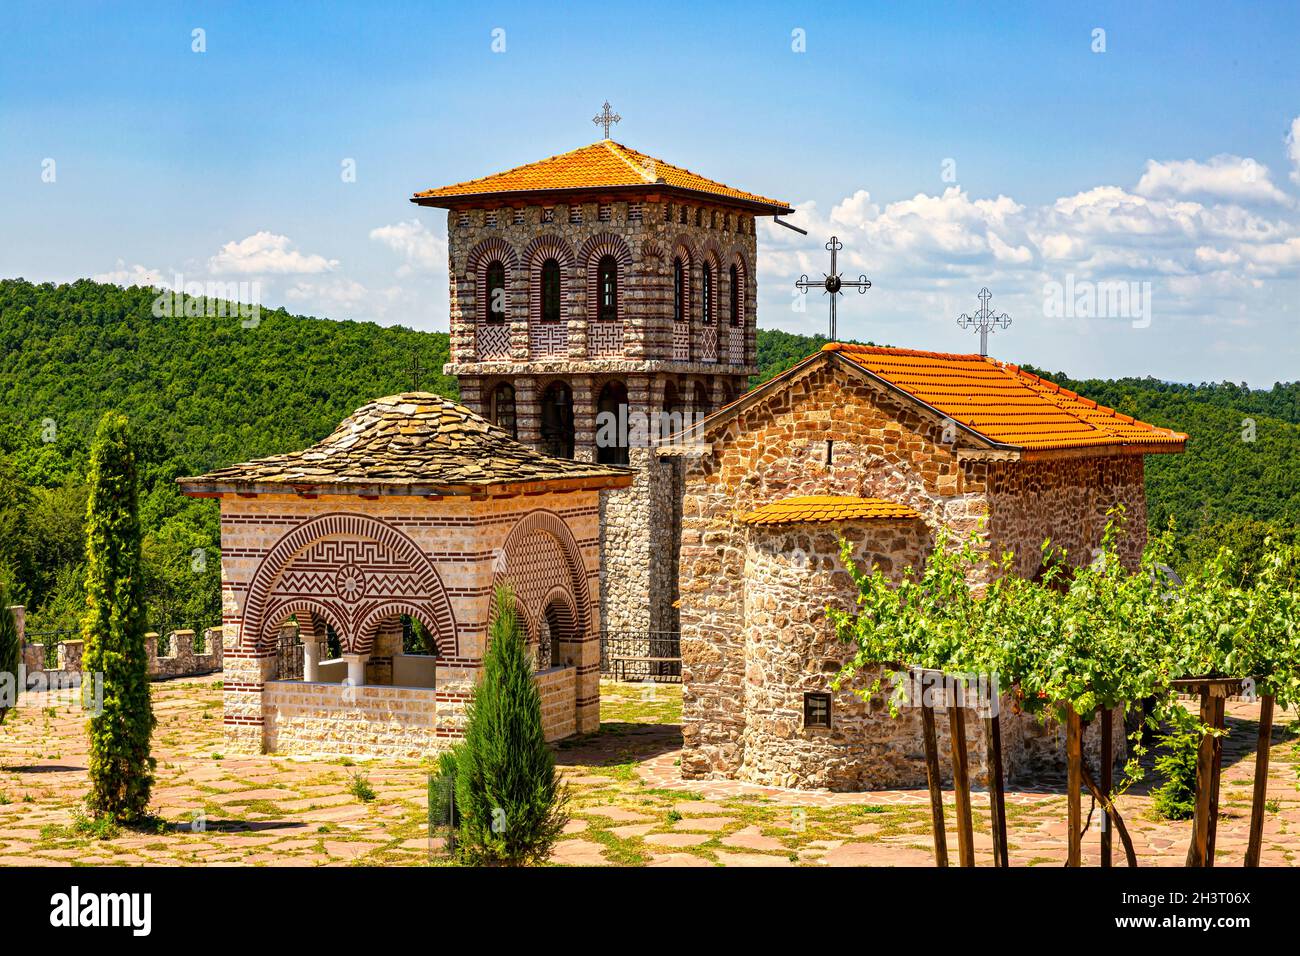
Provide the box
[477,323,511,358]
[529,320,568,358]
[588,320,624,357]
[214,492,605,752]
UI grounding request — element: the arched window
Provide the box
[701,263,713,325]
[489,383,517,438]
[597,255,618,321]
[729,264,740,326]
[485,260,507,324]
[541,258,562,324]
[596,380,630,465]
[673,258,685,323]
[540,382,575,459]
[660,381,682,441]
[693,381,712,418]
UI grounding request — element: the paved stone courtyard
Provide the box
[0,677,1296,867]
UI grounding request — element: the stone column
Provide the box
[343,654,367,687]
[302,636,320,682]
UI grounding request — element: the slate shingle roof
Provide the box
[178,392,632,496]
[412,140,792,214]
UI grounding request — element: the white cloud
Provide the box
[1287,116,1300,185]
[93,260,167,289]
[209,231,338,275]
[1134,155,1291,205]
[370,219,446,276]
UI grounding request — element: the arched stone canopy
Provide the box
[241,512,457,656]
[491,508,591,646]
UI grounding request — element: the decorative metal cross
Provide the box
[410,353,423,391]
[956,287,1012,357]
[795,236,872,340]
[592,101,621,139]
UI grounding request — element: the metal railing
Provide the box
[599,630,681,683]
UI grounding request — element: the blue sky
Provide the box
[3,1,1299,384]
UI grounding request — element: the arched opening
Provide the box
[673,257,686,323]
[660,380,681,441]
[489,382,517,438]
[701,262,713,325]
[542,596,577,669]
[541,258,562,323]
[596,255,618,321]
[540,381,575,459]
[596,380,630,465]
[485,260,507,324]
[729,264,740,326]
[693,381,713,419]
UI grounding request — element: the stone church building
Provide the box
[672,343,1186,789]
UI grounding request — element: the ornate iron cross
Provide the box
[795,236,872,340]
[956,287,1011,356]
[410,353,423,391]
[592,101,621,139]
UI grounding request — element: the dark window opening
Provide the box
[597,255,618,321]
[729,264,741,326]
[540,381,575,459]
[541,258,562,323]
[805,692,832,728]
[673,257,686,323]
[596,380,630,465]
[485,260,507,324]
[701,263,713,325]
[826,439,834,465]
[490,383,517,438]
[693,381,712,418]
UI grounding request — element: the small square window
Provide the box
[455,211,470,228]
[485,211,498,228]
[598,203,612,222]
[569,206,582,224]
[628,202,642,221]
[804,692,831,728]
[541,207,555,224]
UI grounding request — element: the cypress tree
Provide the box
[83,411,155,821]
[451,585,568,865]
[0,593,19,725]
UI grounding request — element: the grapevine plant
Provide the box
[829,507,1300,793]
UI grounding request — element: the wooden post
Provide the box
[1066,707,1082,867]
[1100,707,1113,868]
[1205,694,1226,867]
[948,704,976,867]
[920,703,949,867]
[1245,694,1276,867]
[1186,689,1215,867]
[984,712,1009,867]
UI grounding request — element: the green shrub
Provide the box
[1152,714,1200,821]
[82,412,156,822]
[451,585,567,865]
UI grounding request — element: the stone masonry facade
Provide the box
[675,358,1143,788]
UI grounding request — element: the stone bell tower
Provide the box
[411,123,792,635]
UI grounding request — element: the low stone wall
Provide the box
[536,666,577,742]
[261,666,578,758]
[20,626,223,683]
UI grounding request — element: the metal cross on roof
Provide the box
[410,353,423,391]
[956,287,1012,357]
[592,101,621,139]
[795,236,872,340]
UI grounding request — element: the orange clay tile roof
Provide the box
[823,343,1188,453]
[411,140,792,214]
[742,496,922,526]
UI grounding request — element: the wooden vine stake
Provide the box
[1066,707,1082,867]
[1099,708,1113,868]
[919,702,949,867]
[1245,693,1276,867]
[948,701,976,867]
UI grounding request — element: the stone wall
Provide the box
[676,358,1140,785]
[20,624,224,683]
[262,681,459,759]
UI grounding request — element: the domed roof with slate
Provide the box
[178,392,632,497]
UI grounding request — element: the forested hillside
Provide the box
[0,277,1295,635]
